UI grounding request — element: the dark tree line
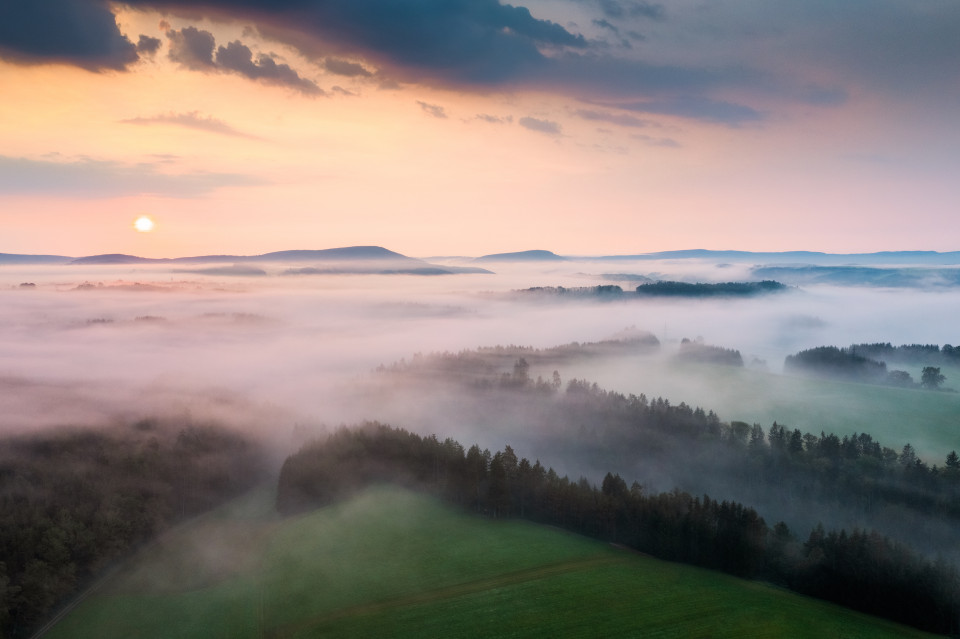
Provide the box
[786,343,954,389]
[676,338,744,367]
[361,347,960,630]
[785,346,892,384]
[635,280,787,297]
[0,422,267,639]
[374,349,960,573]
[517,285,626,299]
[376,333,660,384]
[558,379,960,552]
[510,281,787,300]
[277,423,960,635]
[850,342,960,366]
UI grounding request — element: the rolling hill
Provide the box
[43,486,938,639]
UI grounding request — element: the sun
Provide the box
[134,215,155,232]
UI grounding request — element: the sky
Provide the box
[1,0,959,258]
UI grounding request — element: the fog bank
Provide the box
[2,258,958,460]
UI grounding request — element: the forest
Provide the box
[513,280,788,300]
[634,280,787,297]
[277,422,960,634]
[675,338,744,367]
[375,346,960,566]
[4,337,960,637]
[785,343,953,389]
[0,422,267,638]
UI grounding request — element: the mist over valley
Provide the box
[3,247,960,636]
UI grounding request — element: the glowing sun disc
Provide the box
[134,216,155,232]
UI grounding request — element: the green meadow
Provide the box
[573,358,960,460]
[45,485,939,639]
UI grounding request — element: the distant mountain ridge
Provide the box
[69,246,415,265]
[3,247,960,267]
[1,247,492,275]
[474,250,566,262]
[588,249,960,265]
[0,253,75,265]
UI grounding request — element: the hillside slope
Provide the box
[44,486,936,639]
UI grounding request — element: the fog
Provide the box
[3,257,960,464]
[7,254,960,609]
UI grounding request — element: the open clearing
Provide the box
[44,485,939,639]
[567,357,960,460]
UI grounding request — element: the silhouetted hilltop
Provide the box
[251,246,412,262]
[752,265,960,287]
[474,250,567,262]
[0,253,74,265]
[6,247,960,268]
[590,250,960,265]
[71,254,171,265]
[55,247,492,275]
[73,246,415,265]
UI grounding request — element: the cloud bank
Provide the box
[2,0,959,126]
[120,111,258,139]
[0,155,258,198]
[166,26,322,94]
[0,0,137,70]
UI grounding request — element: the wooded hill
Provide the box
[785,343,955,390]
[374,347,960,580]
[0,422,267,638]
[278,422,960,634]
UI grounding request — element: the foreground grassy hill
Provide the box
[44,485,938,639]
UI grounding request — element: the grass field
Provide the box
[43,484,941,639]
[570,358,960,460]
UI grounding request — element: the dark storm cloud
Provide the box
[126,0,587,86]
[518,116,562,135]
[3,0,959,128]
[323,57,373,78]
[1,0,766,123]
[612,96,763,126]
[137,35,163,56]
[215,40,323,94]
[593,19,619,34]
[167,25,215,69]
[165,27,321,94]
[535,52,762,102]
[0,0,137,70]
[0,155,259,198]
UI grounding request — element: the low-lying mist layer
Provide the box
[0,419,268,637]
[3,260,959,449]
[361,345,960,563]
[3,255,960,635]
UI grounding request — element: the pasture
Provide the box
[44,485,938,638]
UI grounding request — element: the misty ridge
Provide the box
[365,339,960,557]
[784,344,957,391]
[3,248,960,636]
[275,421,960,633]
[3,249,959,466]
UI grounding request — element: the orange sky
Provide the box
[1,2,959,258]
